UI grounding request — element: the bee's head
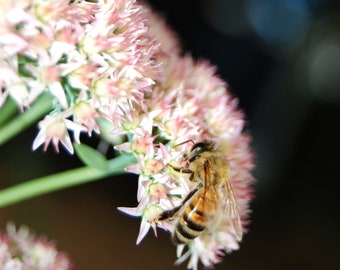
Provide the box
[188,141,215,162]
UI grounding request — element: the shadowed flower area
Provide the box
[0,0,254,269]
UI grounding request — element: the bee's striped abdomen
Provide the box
[172,192,212,244]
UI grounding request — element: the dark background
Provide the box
[1,0,340,269]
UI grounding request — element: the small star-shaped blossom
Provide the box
[118,203,163,245]
[32,115,87,154]
[72,101,100,134]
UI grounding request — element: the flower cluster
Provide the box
[117,7,254,270]
[0,1,254,269]
[0,223,71,270]
[117,58,254,269]
[0,0,160,154]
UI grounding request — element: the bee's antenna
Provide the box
[173,140,195,148]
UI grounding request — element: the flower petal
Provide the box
[136,218,151,245]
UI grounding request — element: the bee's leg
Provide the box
[167,164,194,180]
[157,187,199,221]
[157,206,182,221]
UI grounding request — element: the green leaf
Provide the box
[74,143,108,170]
[96,118,125,145]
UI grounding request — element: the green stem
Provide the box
[0,93,53,146]
[0,154,136,208]
[0,98,18,126]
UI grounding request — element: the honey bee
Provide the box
[158,141,242,244]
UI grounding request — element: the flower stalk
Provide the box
[0,153,136,208]
[0,93,53,146]
[0,97,17,125]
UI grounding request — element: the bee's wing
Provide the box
[222,180,243,241]
[198,161,243,241]
[203,162,226,232]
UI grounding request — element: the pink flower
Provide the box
[72,101,100,134]
[0,223,71,269]
[32,114,87,154]
[118,203,164,245]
